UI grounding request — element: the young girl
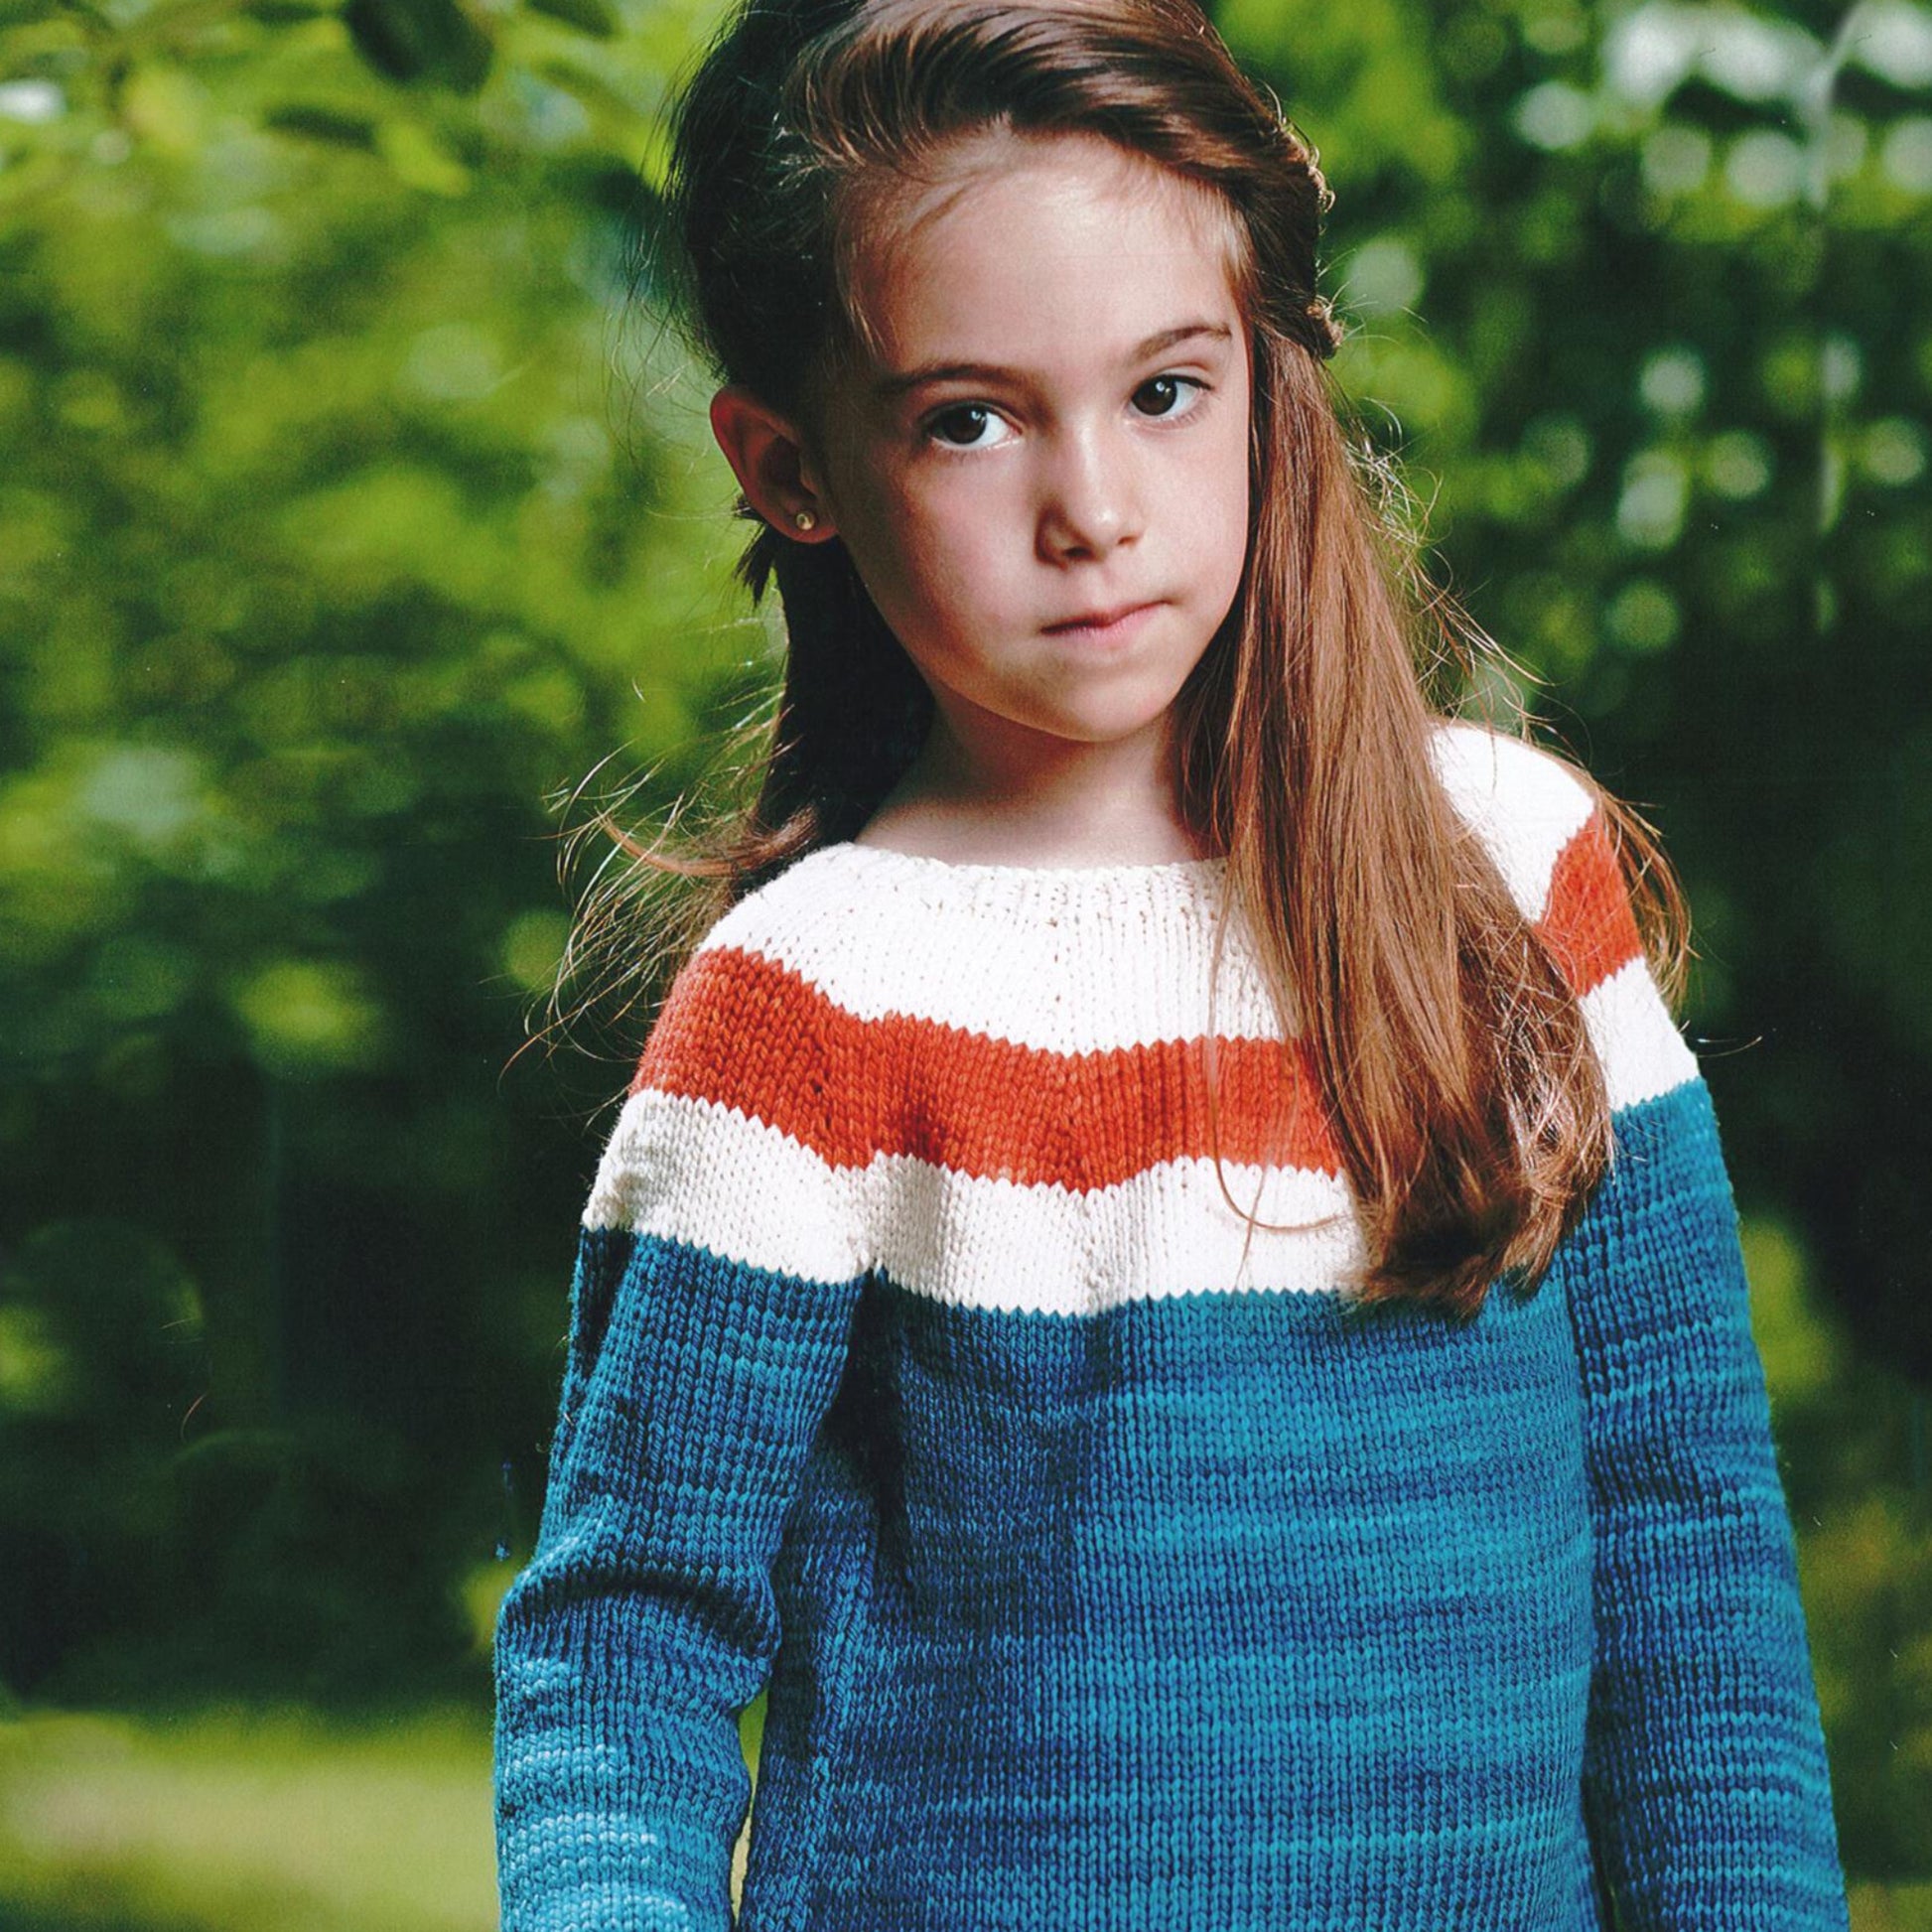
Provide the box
[492,1,1851,1925]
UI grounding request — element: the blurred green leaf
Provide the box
[342,0,493,91]
[526,0,619,41]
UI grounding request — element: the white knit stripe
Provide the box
[583,1088,868,1285]
[707,858,1289,1054]
[868,1147,1366,1314]
[1428,720,1596,925]
[587,1083,1367,1311]
[1586,954,1702,1111]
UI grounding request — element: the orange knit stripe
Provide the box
[1537,808,1645,999]
[632,943,1344,1184]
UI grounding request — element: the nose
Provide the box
[1036,423,1141,562]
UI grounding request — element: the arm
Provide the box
[492,939,868,1932]
[1532,787,1851,1927]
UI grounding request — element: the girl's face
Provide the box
[801,132,1253,805]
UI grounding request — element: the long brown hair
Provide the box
[558,0,1692,1319]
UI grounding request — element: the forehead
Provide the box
[836,130,1246,372]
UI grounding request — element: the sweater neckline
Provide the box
[810,837,1231,917]
[826,837,1229,883]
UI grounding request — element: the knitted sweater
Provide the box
[491,720,1850,1932]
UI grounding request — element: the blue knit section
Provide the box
[749,1251,1598,1930]
[1548,1077,1850,1931]
[493,1077,1850,1931]
[494,1225,868,1932]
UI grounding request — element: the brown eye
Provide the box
[1133,374,1207,420]
[927,404,1009,450]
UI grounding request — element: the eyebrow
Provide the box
[871,321,1235,401]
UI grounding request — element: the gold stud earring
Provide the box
[791,507,818,532]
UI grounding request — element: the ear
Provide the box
[708,385,839,542]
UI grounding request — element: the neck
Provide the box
[873,705,1205,868]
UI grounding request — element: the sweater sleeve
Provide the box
[1521,764,1852,1927]
[491,933,869,1932]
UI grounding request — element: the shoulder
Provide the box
[1426,717,1603,926]
[627,846,861,1111]
[1427,718,1700,1111]
[584,847,871,1276]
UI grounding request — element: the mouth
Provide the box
[1042,600,1163,639]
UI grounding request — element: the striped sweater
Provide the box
[491,720,1850,1931]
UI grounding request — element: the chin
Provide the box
[1035,709,1173,746]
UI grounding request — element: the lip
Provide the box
[1042,599,1163,638]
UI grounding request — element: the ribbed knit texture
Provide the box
[492,721,1850,1931]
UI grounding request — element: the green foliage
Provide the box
[1741,1217,1932,1874]
[0,0,759,1711]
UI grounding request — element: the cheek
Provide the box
[833,472,928,604]
[1171,417,1251,567]
[892,483,1012,603]
[839,478,999,646]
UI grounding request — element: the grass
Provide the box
[0,1701,499,1932]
